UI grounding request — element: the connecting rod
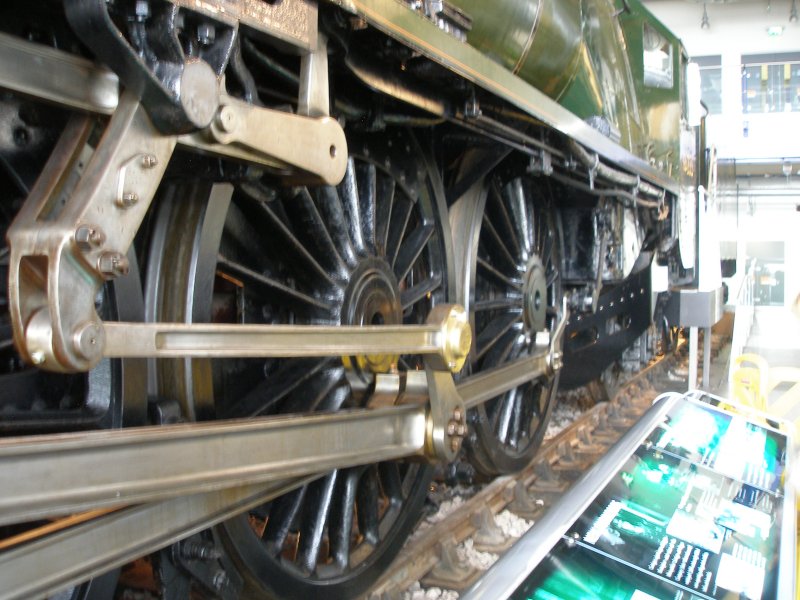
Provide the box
[100,304,471,372]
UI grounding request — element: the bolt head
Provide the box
[97,252,130,279]
[116,192,139,209]
[75,226,105,251]
[217,105,239,133]
[141,154,158,169]
[212,570,229,591]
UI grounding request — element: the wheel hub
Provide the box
[342,257,402,373]
[522,256,547,333]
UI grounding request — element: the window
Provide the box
[741,52,800,113]
[643,22,673,88]
[693,55,722,115]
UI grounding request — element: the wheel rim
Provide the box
[146,131,450,597]
[466,171,562,475]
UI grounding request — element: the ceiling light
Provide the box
[767,25,784,36]
[701,3,710,29]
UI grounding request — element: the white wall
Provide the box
[645,0,800,307]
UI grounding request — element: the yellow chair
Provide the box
[730,353,770,412]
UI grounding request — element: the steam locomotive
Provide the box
[0,0,702,597]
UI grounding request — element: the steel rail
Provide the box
[0,476,315,600]
[0,405,426,525]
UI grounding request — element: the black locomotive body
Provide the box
[0,0,702,597]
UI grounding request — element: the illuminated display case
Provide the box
[463,393,795,600]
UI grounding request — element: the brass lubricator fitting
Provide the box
[426,303,472,373]
[423,304,471,461]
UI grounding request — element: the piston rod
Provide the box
[0,405,427,526]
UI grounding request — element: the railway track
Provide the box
[367,342,703,599]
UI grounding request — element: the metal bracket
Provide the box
[8,93,176,372]
[181,93,347,185]
[65,0,235,134]
[8,92,347,372]
[547,297,570,375]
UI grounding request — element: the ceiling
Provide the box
[641,0,800,56]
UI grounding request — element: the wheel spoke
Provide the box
[285,188,349,280]
[473,296,522,312]
[262,486,307,555]
[317,382,351,412]
[400,273,442,310]
[357,466,381,546]
[504,178,532,258]
[539,227,554,267]
[328,469,360,571]
[374,172,396,257]
[356,162,377,255]
[482,328,522,370]
[386,195,414,268]
[315,186,358,269]
[297,472,339,573]
[489,180,521,256]
[393,223,434,282]
[477,257,523,291]
[508,389,524,447]
[216,254,335,313]
[494,388,517,444]
[220,358,335,418]
[379,462,404,506]
[481,214,520,276]
[257,201,339,289]
[546,267,560,287]
[339,158,366,256]
[281,367,345,414]
[475,313,522,360]
[220,200,274,271]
